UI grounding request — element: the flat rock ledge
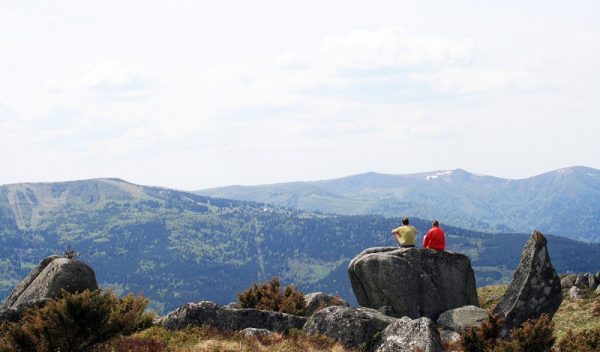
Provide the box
[161,301,306,333]
[348,247,478,320]
[436,305,488,332]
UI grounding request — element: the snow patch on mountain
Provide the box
[426,170,453,181]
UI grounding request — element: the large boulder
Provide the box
[436,305,488,332]
[303,305,397,348]
[303,292,349,316]
[493,231,562,331]
[348,247,478,320]
[161,301,306,333]
[1,255,98,321]
[376,317,442,352]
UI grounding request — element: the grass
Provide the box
[476,284,600,341]
[94,326,350,352]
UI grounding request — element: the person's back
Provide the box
[391,217,417,247]
[423,220,445,251]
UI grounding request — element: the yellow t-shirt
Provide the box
[392,225,417,246]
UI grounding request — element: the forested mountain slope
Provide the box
[198,166,600,242]
[1,178,599,313]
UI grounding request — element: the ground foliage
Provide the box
[461,314,555,352]
[0,289,151,352]
[94,326,349,352]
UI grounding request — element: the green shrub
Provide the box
[0,289,151,352]
[556,328,600,351]
[237,276,306,315]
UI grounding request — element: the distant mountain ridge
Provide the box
[197,166,600,242]
[1,177,600,314]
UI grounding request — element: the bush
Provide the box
[237,276,306,315]
[461,314,504,352]
[556,328,600,351]
[461,314,555,352]
[0,289,151,352]
[495,314,555,352]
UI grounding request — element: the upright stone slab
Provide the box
[493,231,562,330]
[348,247,478,320]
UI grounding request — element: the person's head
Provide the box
[432,220,439,227]
[402,217,409,225]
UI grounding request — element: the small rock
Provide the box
[241,328,273,338]
[595,285,600,295]
[588,274,598,290]
[560,275,576,289]
[376,317,442,352]
[436,305,488,332]
[575,275,589,289]
[439,329,462,345]
[303,292,349,316]
[568,286,584,300]
[303,305,397,348]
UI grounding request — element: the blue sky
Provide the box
[1,0,599,189]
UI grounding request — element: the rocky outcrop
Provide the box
[161,301,306,333]
[436,305,488,332]
[303,292,349,316]
[1,255,98,321]
[348,247,478,320]
[493,231,562,331]
[376,317,442,352]
[303,305,397,348]
[562,273,599,291]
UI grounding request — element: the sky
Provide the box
[1,0,599,189]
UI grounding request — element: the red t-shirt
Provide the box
[423,226,445,251]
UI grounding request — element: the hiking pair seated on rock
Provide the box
[391,218,445,251]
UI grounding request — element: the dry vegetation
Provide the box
[93,327,349,352]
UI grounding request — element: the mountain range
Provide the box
[1,178,600,314]
[198,166,600,242]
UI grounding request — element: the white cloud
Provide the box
[80,62,159,99]
[322,27,473,70]
[411,68,536,92]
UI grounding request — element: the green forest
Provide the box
[1,179,599,314]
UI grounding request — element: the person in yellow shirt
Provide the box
[391,217,417,248]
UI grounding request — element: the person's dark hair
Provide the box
[432,220,439,227]
[402,217,409,225]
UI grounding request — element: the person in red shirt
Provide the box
[423,220,445,251]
